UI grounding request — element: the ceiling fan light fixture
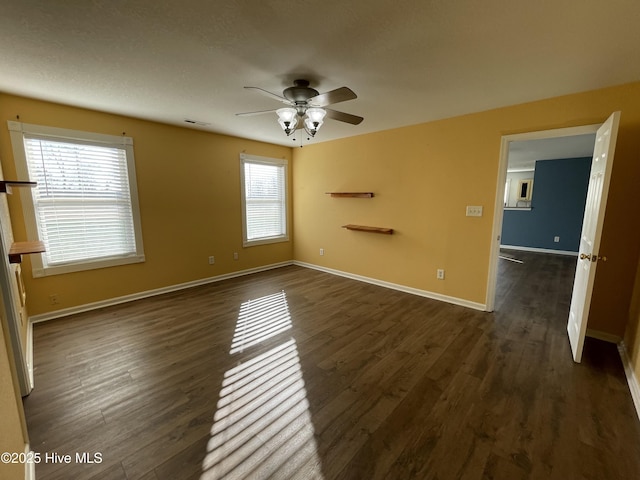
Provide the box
[306,107,326,124]
[304,116,323,137]
[303,107,326,137]
[276,108,298,136]
[238,80,362,139]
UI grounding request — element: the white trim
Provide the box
[0,219,30,396]
[25,444,35,480]
[586,328,621,343]
[618,341,640,421]
[26,320,34,391]
[33,254,146,278]
[294,261,487,311]
[500,245,578,256]
[486,133,511,312]
[30,260,487,326]
[8,121,133,146]
[30,261,293,323]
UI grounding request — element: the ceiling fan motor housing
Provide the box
[283,79,319,115]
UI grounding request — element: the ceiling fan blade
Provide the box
[325,108,364,125]
[244,86,291,104]
[235,108,279,117]
[308,87,357,107]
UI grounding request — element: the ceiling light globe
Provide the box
[276,108,298,135]
[276,108,297,123]
[306,107,327,124]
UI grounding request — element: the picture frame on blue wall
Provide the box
[517,179,533,201]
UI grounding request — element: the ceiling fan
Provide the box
[236,79,363,138]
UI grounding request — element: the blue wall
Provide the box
[501,157,591,252]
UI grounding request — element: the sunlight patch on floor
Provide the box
[201,292,324,479]
[230,291,292,354]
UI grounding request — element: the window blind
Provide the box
[23,135,137,266]
[243,160,287,242]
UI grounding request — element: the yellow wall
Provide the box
[2,83,639,336]
[0,84,639,474]
[0,93,293,316]
[0,313,28,480]
[293,81,640,336]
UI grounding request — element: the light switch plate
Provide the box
[466,206,483,217]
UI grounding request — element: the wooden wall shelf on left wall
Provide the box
[1,180,45,263]
[8,241,46,264]
[0,180,36,194]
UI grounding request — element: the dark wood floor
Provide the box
[23,252,640,479]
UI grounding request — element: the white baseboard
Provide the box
[25,444,35,480]
[500,245,578,256]
[26,321,34,392]
[26,260,487,324]
[294,261,487,311]
[29,261,294,324]
[618,342,640,421]
[586,328,622,344]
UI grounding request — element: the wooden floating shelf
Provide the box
[0,180,37,194]
[342,224,393,235]
[326,192,374,198]
[9,241,46,264]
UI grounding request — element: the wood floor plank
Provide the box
[23,256,640,479]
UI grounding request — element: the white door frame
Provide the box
[0,227,31,396]
[485,123,601,312]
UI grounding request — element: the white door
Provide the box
[567,112,620,362]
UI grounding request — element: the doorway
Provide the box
[485,123,600,313]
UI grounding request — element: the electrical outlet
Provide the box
[466,206,483,217]
[437,269,445,280]
[208,256,215,265]
[320,248,324,256]
[233,252,239,260]
[554,236,560,243]
[49,294,60,305]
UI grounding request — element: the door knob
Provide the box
[580,253,591,260]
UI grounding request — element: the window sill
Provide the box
[243,236,289,248]
[33,254,146,277]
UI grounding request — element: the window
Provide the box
[240,153,288,246]
[8,122,145,277]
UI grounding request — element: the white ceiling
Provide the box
[508,134,597,171]
[1,1,639,147]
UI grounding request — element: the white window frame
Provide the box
[240,153,289,247]
[8,121,145,277]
